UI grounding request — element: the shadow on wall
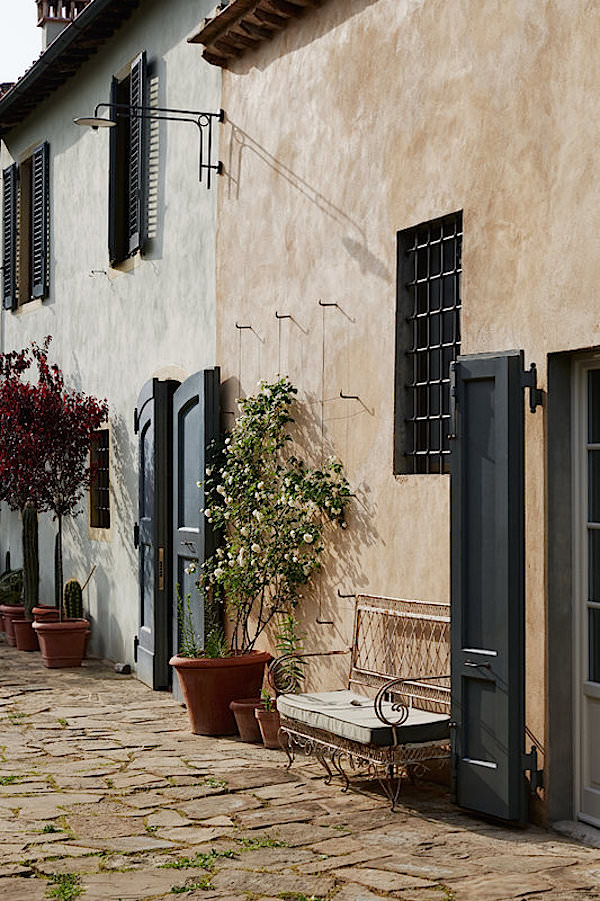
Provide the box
[228,0,385,75]
[224,120,392,286]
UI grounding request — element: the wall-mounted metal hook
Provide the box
[235,322,252,330]
[318,299,338,308]
[89,269,108,277]
[275,312,292,320]
[337,588,356,599]
[520,362,544,413]
[339,390,360,401]
[316,616,334,625]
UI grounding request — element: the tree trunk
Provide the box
[56,514,63,622]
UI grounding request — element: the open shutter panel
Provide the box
[108,77,119,265]
[2,163,18,310]
[31,142,49,299]
[128,51,146,255]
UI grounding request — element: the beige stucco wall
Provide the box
[214,0,600,812]
[0,0,221,664]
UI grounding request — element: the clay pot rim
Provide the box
[255,706,279,719]
[33,618,89,632]
[229,697,264,711]
[0,604,25,613]
[170,649,271,669]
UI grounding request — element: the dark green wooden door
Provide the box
[135,379,176,690]
[450,350,526,823]
[171,368,220,701]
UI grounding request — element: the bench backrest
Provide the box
[349,595,451,715]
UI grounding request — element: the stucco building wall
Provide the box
[0,0,221,664]
[213,0,600,813]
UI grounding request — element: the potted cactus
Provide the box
[13,502,41,651]
[35,578,89,668]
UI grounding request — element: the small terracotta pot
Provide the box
[32,605,60,623]
[170,650,271,736]
[13,619,39,652]
[229,698,264,742]
[255,707,282,749]
[33,619,89,668]
[0,605,25,647]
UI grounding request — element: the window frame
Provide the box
[394,210,463,475]
[89,426,111,536]
[2,141,50,310]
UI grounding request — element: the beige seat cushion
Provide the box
[277,690,449,747]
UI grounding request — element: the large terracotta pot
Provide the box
[32,605,60,623]
[229,697,264,742]
[255,707,282,749]
[13,619,39,652]
[33,619,89,668]
[170,650,271,736]
[0,605,25,647]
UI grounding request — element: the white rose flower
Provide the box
[216,485,225,495]
[196,481,203,488]
[204,509,211,518]
[251,543,260,553]
[290,530,295,539]
[205,466,212,476]
[253,510,261,521]
[224,438,231,445]
[214,567,223,578]
[257,481,264,489]
[224,511,230,519]
[240,526,249,537]
[303,533,314,544]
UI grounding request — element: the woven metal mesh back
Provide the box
[349,596,450,698]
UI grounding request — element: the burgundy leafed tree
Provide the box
[0,338,108,618]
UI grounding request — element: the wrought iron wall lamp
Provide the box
[74,103,224,188]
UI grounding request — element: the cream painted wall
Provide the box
[0,0,221,665]
[215,0,600,804]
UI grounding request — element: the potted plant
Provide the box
[18,339,108,667]
[0,568,24,646]
[255,689,281,749]
[170,377,350,735]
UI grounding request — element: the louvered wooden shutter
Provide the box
[128,51,146,255]
[31,142,49,299]
[108,77,120,265]
[2,163,18,310]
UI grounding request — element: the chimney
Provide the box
[36,1,91,50]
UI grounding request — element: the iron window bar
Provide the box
[402,213,462,474]
[76,103,225,188]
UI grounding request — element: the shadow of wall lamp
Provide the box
[74,103,225,188]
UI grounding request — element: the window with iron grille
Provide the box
[2,142,50,310]
[90,429,111,530]
[394,211,462,474]
[108,52,147,266]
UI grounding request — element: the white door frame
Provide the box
[572,354,600,827]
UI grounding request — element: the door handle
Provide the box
[464,660,490,669]
[158,547,165,591]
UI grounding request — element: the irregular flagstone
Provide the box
[0,876,47,900]
[296,847,396,874]
[81,867,200,900]
[71,834,176,853]
[209,864,336,897]
[209,766,299,790]
[155,824,230,844]
[19,841,101,860]
[446,872,555,900]
[333,865,437,892]
[258,821,353,846]
[235,800,329,829]
[176,792,263,820]
[146,809,193,828]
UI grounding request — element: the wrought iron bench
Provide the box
[268,595,451,808]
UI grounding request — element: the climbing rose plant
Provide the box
[197,377,351,654]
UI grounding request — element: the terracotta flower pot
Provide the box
[255,707,281,749]
[170,650,271,736]
[32,605,60,623]
[33,619,89,668]
[13,619,39,652]
[229,697,264,742]
[0,605,25,647]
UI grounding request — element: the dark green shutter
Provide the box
[128,51,146,255]
[450,350,526,823]
[31,142,49,299]
[2,163,18,310]
[108,77,120,265]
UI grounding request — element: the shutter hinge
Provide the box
[133,407,139,434]
[448,361,457,440]
[133,635,139,663]
[133,522,139,548]
[520,363,544,414]
[522,744,544,795]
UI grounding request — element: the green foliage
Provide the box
[202,777,228,790]
[275,613,306,693]
[0,774,20,785]
[42,823,62,833]
[198,377,351,653]
[260,688,275,712]
[0,568,23,605]
[22,502,39,618]
[63,579,83,619]
[170,877,213,893]
[203,627,230,658]
[235,835,288,850]
[45,873,83,901]
[176,588,203,657]
[160,849,235,870]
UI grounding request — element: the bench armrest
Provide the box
[374,674,451,727]
[268,648,351,694]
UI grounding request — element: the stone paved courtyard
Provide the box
[1,646,600,900]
